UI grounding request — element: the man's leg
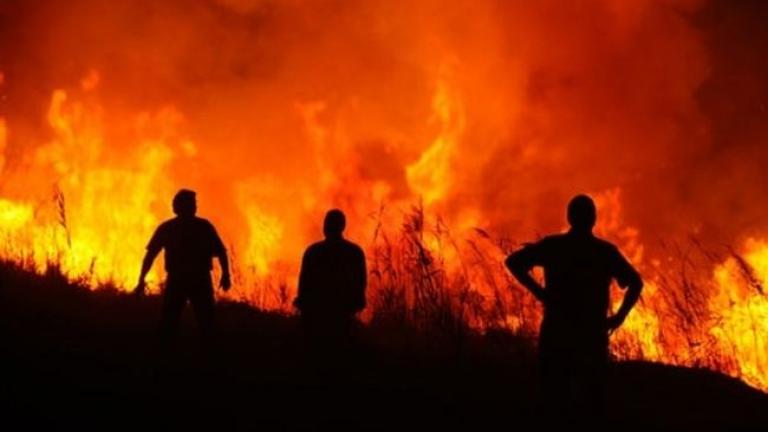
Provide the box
[160,280,186,348]
[538,321,572,417]
[538,345,572,426]
[572,339,608,424]
[188,277,216,346]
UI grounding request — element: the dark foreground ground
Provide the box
[2,262,767,430]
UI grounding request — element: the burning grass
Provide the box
[4,195,767,394]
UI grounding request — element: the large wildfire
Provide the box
[1,0,768,390]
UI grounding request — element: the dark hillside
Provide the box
[1,261,766,430]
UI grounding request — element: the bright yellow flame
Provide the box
[0,199,33,232]
[1,88,176,287]
[710,239,768,390]
[406,62,466,205]
[243,204,284,277]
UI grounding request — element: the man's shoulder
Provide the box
[535,233,569,247]
[304,240,326,255]
[543,233,569,242]
[159,216,209,226]
[342,239,365,255]
[189,217,220,235]
[156,218,177,231]
[192,216,215,227]
[509,234,561,255]
[591,235,620,252]
[587,236,630,265]
[160,217,218,236]
[304,239,364,256]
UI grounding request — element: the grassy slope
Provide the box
[1,261,766,430]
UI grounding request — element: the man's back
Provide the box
[147,216,226,277]
[508,232,640,328]
[296,238,366,316]
[505,195,644,421]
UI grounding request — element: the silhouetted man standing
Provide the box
[135,189,231,345]
[505,194,643,422]
[294,209,366,359]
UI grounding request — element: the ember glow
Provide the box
[1,0,767,390]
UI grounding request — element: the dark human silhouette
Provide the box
[135,189,231,345]
[505,194,643,423]
[294,209,366,362]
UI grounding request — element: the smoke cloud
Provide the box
[0,0,766,264]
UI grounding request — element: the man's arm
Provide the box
[607,248,644,331]
[216,249,231,291]
[608,281,642,328]
[135,247,161,296]
[211,225,231,291]
[505,243,548,304]
[135,225,165,296]
[294,249,312,311]
[353,247,367,313]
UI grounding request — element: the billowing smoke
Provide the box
[2,0,766,255]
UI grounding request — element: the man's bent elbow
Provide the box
[505,255,523,274]
[217,251,230,268]
[505,256,528,281]
[217,249,228,261]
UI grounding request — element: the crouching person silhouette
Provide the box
[294,209,366,368]
[135,189,231,349]
[505,194,643,424]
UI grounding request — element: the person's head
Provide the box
[323,209,346,239]
[567,194,596,233]
[172,189,197,217]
